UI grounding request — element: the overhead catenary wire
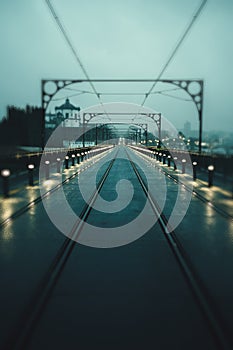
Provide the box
[45,0,206,125]
[141,0,207,107]
[45,0,111,120]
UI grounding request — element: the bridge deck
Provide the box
[0,146,232,349]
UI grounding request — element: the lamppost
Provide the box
[192,162,197,181]
[173,157,177,171]
[1,169,10,197]
[45,160,50,179]
[182,159,186,174]
[163,154,166,165]
[28,164,35,186]
[208,165,214,187]
[167,155,171,167]
[65,156,69,169]
[71,154,75,166]
[56,158,61,173]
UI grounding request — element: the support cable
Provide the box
[45,0,111,120]
[141,0,207,107]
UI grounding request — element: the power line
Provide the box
[141,0,207,107]
[45,0,111,120]
[157,92,192,102]
[45,0,98,96]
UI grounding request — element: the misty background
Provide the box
[0,0,232,135]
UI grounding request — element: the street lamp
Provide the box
[71,154,75,166]
[163,154,166,165]
[192,161,197,181]
[1,169,10,197]
[167,155,171,167]
[65,156,69,169]
[173,157,177,171]
[45,160,50,179]
[182,159,186,174]
[56,158,61,173]
[208,165,214,187]
[28,164,35,186]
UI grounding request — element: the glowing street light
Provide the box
[27,164,35,186]
[173,157,178,171]
[1,169,10,197]
[163,154,166,165]
[45,160,50,179]
[65,156,69,169]
[1,169,11,177]
[182,159,186,174]
[192,161,197,181]
[167,155,171,167]
[208,165,214,187]
[71,154,75,166]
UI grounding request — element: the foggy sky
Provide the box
[0,0,233,133]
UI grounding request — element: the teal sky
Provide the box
[0,0,233,133]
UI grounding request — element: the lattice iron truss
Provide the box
[42,79,203,152]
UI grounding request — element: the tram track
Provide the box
[0,147,112,229]
[7,148,119,350]
[130,146,233,222]
[125,147,232,350]
[5,145,233,350]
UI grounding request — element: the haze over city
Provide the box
[1,0,233,133]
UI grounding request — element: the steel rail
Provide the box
[125,147,232,350]
[0,148,112,229]
[4,148,117,350]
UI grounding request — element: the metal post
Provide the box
[65,156,69,169]
[193,162,197,181]
[82,114,85,148]
[95,124,98,146]
[163,154,166,164]
[1,169,10,197]
[45,161,50,179]
[56,158,61,173]
[208,165,214,187]
[28,164,34,186]
[167,155,171,167]
[182,159,186,174]
[72,154,75,166]
[173,157,177,171]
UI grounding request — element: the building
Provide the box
[44,98,116,147]
[55,98,81,127]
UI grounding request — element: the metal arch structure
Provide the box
[82,112,158,147]
[82,113,161,146]
[92,122,148,146]
[42,79,203,152]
